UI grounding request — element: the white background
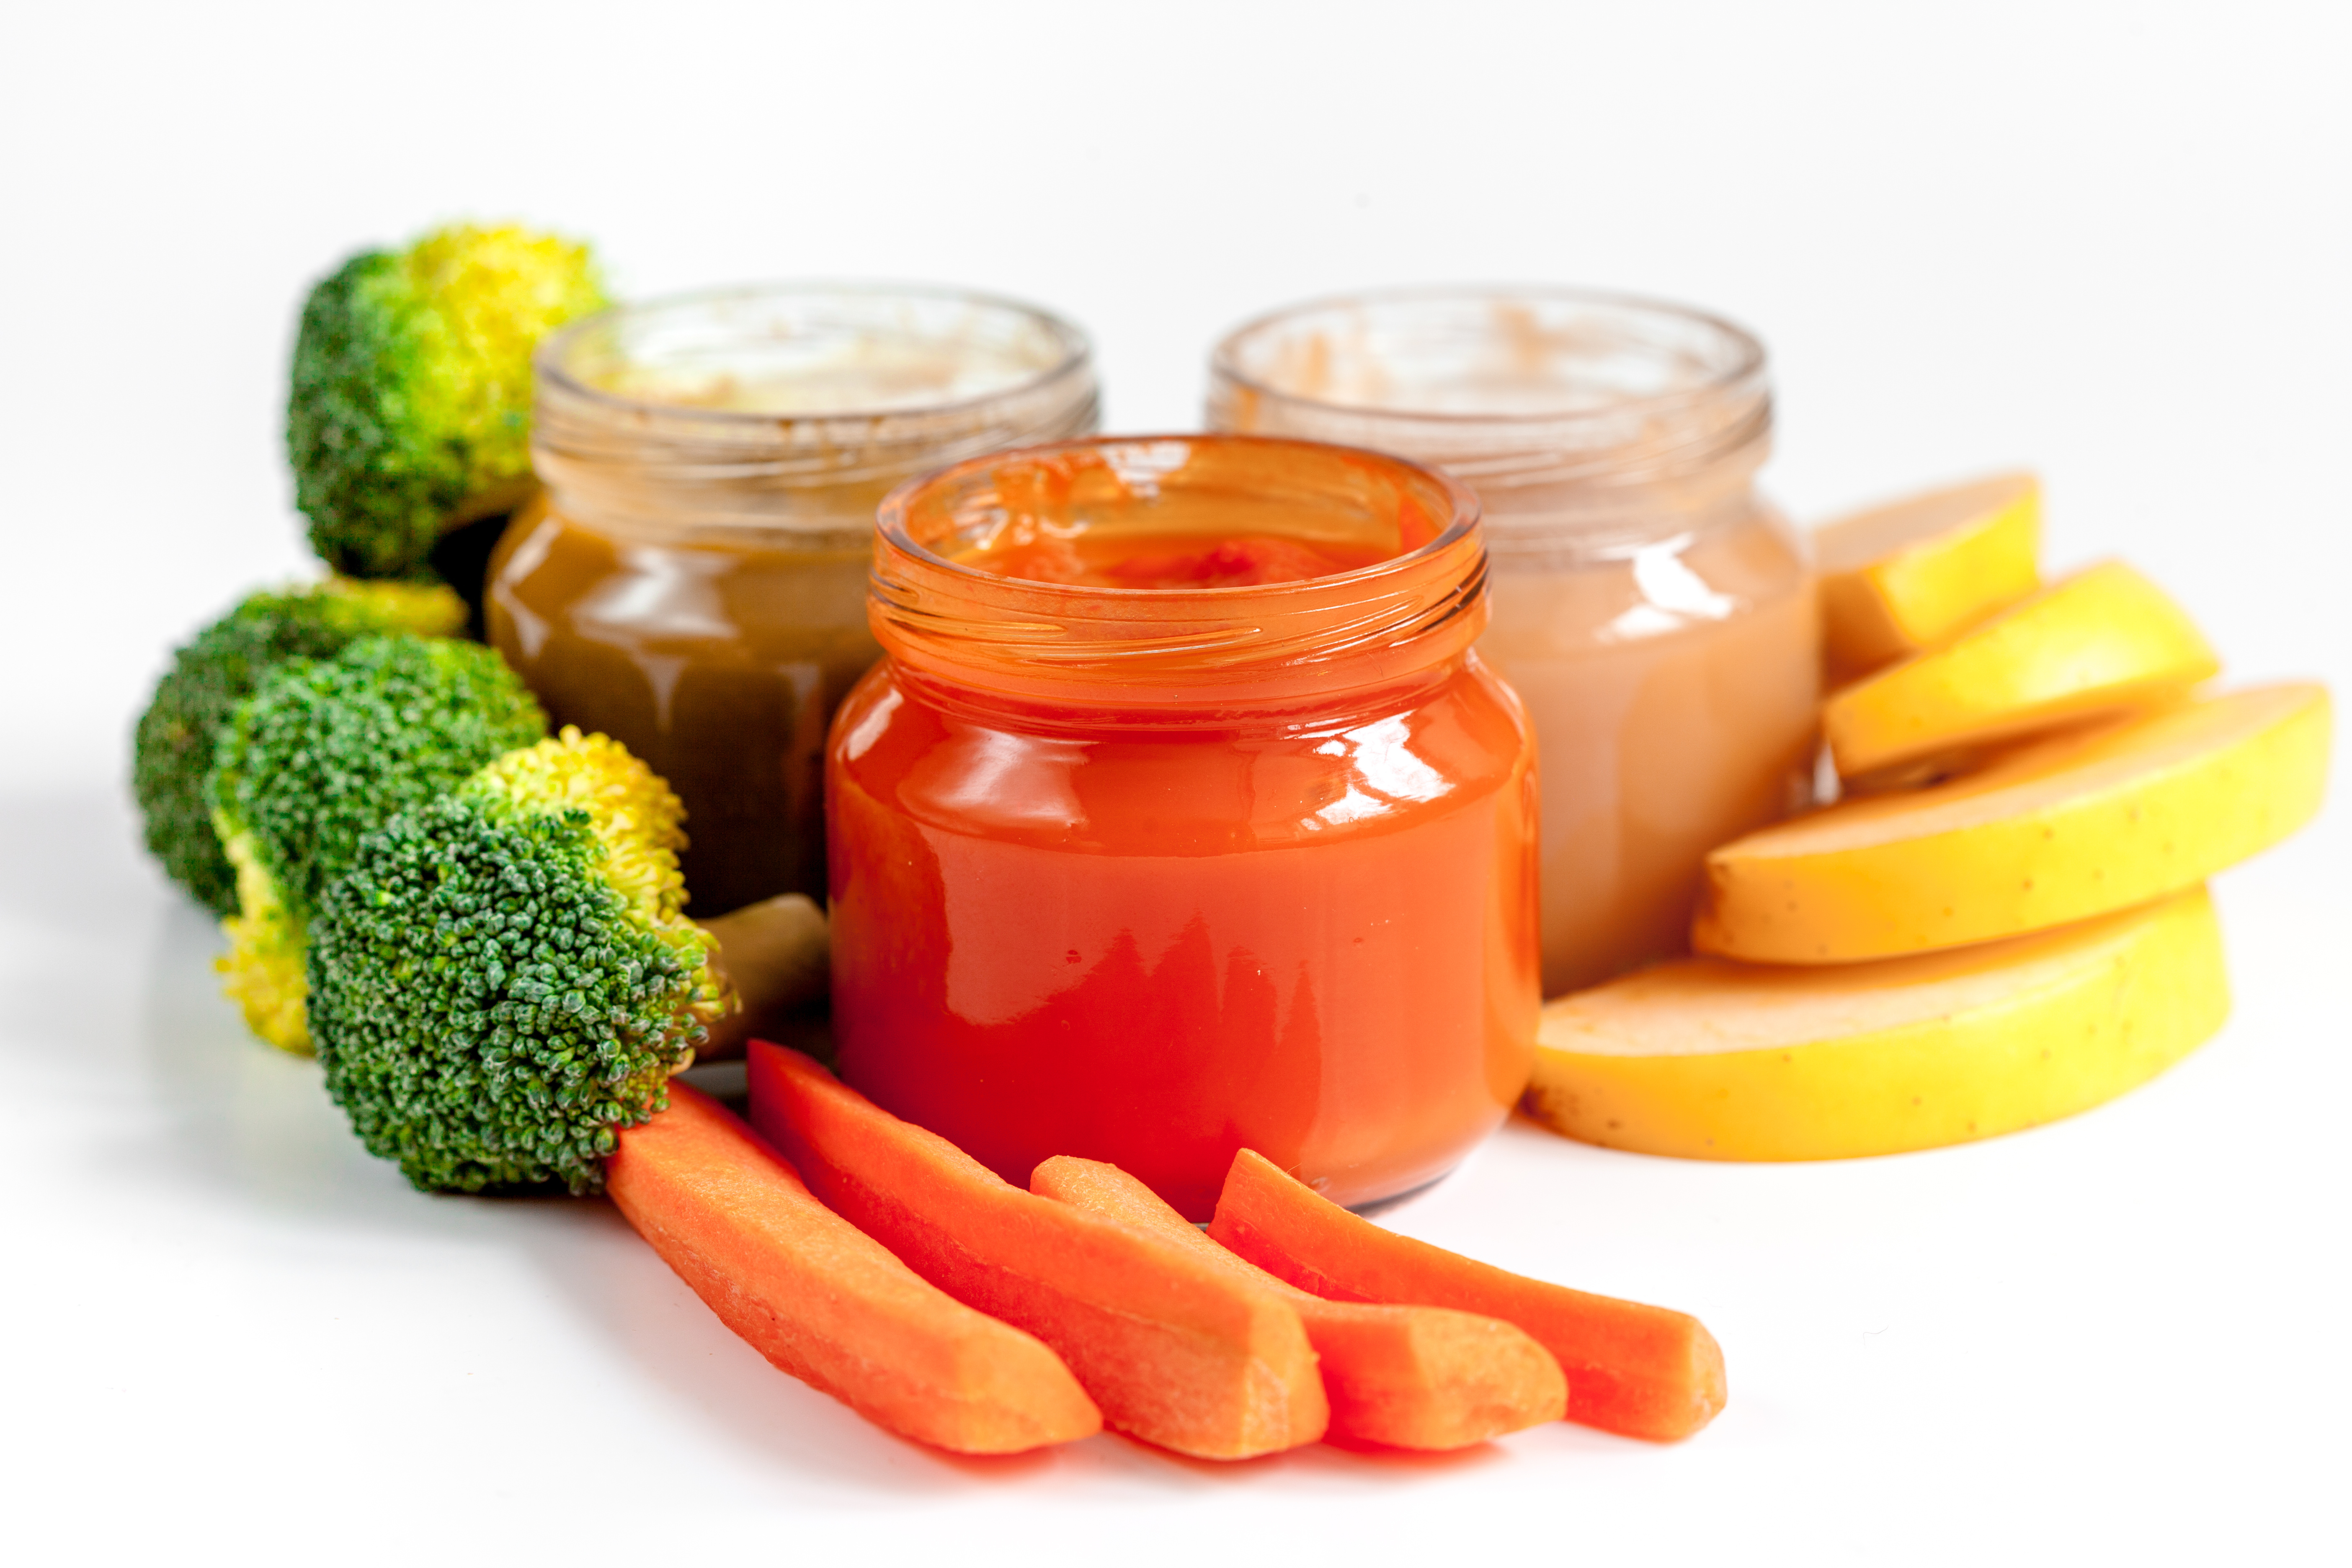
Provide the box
[3,3,2346,1563]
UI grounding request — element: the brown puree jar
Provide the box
[1210,288,1818,996]
[488,285,1097,916]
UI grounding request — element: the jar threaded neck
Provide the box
[871,435,1490,712]
[531,284,1097,542]
[1209,286,1771,555]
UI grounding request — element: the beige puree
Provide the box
[1211,291,1819,995]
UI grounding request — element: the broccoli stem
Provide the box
[698,893,830,1060]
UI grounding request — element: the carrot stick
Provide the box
[1208,1149,1728,1442]
[1032,1155,1566,1451]
[606,1081,1101,1455]
[747,1043,1327,1460]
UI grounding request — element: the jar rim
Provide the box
[875,432,1483,601]
[535,280,1094,429]
[1209,283,1766,429]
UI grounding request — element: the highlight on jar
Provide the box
[826,434,1542,1220]
[487,283,1099,920]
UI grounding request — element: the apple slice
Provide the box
[1815,472,2041,679]
[1531,888,2226,1160]
[1824,560,2220,779]
[1696,683,2329,963]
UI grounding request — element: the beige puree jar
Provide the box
[1209,288,1818,996]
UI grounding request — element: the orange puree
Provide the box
[828,437,1540,1219]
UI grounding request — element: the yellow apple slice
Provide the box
[1525,887,2226,1161]
[1815,472,2041,678]
[1695,682,2330,963]
[1823,560,2221,779]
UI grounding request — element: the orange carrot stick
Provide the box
[606,1081,1101,1455]
[747,1043,1327,1460]
[1032,1155,1566,1451]
[1208,1149,1727,1442]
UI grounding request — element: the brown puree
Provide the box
[487,504,879,916]
[489,285,1097,916]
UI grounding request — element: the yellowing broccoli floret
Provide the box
[469,731,686,923]
[210,635,547,1051]
[217,832,308,1051]
[309,730,736,1193]
[464,729,733,1039]
[288,222,606,579]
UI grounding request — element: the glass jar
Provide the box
[487,284,1097,916]
[1210,289,1818,996]
[829,435,1540,1219]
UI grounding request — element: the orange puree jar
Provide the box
[487,286,1096,916]
[1211,289,1818,995]
[829,436,1539,1219]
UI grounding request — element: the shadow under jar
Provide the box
[829,435,1541,1220]
[487,284,1097,917]
[1210,289,1819,996]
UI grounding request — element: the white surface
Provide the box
[3,3,2346,1563]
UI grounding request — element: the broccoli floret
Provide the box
[131,579,467,916]
[309,730,734,1193]
[288,222,606,580]
[211,635,547,1052]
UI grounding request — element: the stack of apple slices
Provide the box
[1524,474,2333,1161]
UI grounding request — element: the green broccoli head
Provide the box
[288,222,607,580]
[309,730,732,1194]
[131,579,468,916]
[211,634,547,1052]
